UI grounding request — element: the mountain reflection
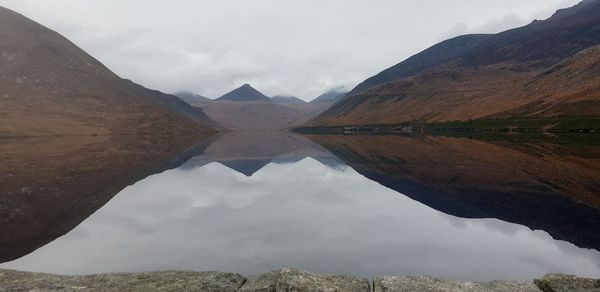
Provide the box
[0,134,214,263]
[0,131,341,264]
[306,134,600,250]
[182,131,344,176]
[1,131,600,280]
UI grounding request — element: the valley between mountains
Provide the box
[1,2,600,289]
[1,1,599,136]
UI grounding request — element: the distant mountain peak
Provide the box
[217,84,270,102]
[271,95,307,104]
[174,91,212,105]
[310,87,349,103]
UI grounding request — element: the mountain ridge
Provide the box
[304,0,600,130]
[311,88,349,103]
[174,91,212,104]
[344,34,491,98]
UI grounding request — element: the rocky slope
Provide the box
[0,6,217,137]
[305,0,600,130]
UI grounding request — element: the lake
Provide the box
[1,131,599,281]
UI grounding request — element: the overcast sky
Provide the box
[0,0,581,100]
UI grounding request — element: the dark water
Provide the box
[1,131,600,281]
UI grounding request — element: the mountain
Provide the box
[310,87,348,103]
[0,6,217,137]
[216,84,271,102]
[249,87,354,127]
[123,85,220,129]
[174,91,212,105]
[459,0,600,68]
[196,100,311,130]
[271,95,307,105]
[270,95,338,124]
[182,85,332,130]
[304,0,600,131]
[344,34,491,97]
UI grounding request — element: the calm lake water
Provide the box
[1,131,600,281]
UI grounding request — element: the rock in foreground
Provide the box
[534,274,600,292]
[239,266,370,292]
[0,270,246,292]
[2,268,599,291]
[374,275,540,292]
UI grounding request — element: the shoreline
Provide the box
[1,267,597,291]
[294,125,600,135]
[294,117,600,136]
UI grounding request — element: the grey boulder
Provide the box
[373,275,540,292]
[239,266,370,292]
[0,269,246,292]
[534,274,600,292]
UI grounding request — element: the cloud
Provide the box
[0,0,582,100]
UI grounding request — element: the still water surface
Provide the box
[1,131,599,281]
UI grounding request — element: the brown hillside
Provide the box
[0,6,217,137]
[308,45,600,127]
[306,1,600,128]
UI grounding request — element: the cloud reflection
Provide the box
[2,157,599,281]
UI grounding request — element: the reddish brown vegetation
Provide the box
[307,1,600,128]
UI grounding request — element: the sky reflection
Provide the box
[2,157,599,281]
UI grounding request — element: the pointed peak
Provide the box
[217,84,270,102]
